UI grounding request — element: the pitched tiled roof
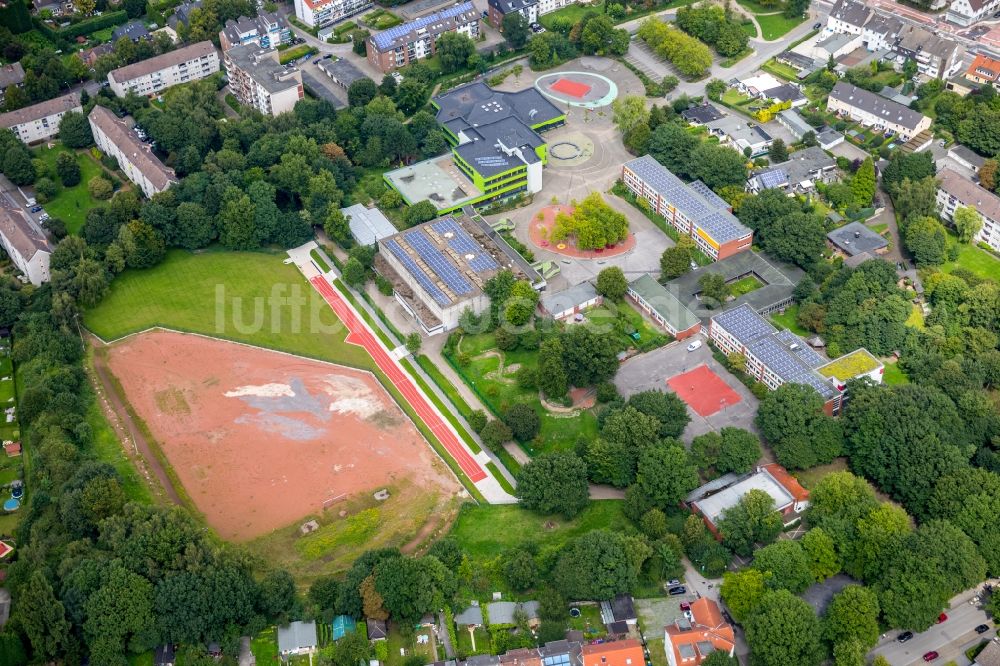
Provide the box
[108,41,216,82]
[0,205,51,262]
[0,91,80,128]
[88,105,177,192]
[968,53,1000,81]
[581,640,644,666]
[828,81,928,131]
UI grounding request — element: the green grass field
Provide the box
[251,627,280,665]
[33,144,106,235]
[362,8,402,29]
[762,58,799,80]
[881,360,909,385]
[754,12,804,40]
[449,501,625,562]
[769,305,809,337]
[84,249,374,369]
[583,302,671,351]
[942,239,1000,281]
[729,275,763,297]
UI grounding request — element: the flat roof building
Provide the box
[826,221,888,257]
[219,11,291,51]
[827,81,931,141]
[316,57,369,90]
[687,464,809,535]
[622,155,752,261]
[0,91,81,144]
[108,41,219,98]
[709,303,882,414]
[539,281,601,320]
[0,204,51,286]
[936,166,1000,253]
[626,274,701,340]
[223,45,303,117]
[366,2,480,73]
[88,105,177,198]
[375,213,542,334]
[341,203,396,247]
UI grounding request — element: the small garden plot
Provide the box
[568,604,607,639]
[728,274,764,297]
[251,627,279,664]
[455,625,490,658]
[381,624,438,666]
[722,88,754,107]
[32,144,107,235]
[0,350,17,443]
[582,303,670,352]
[362,8,402,29]
[278,44,316,64]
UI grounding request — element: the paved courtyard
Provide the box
[615,340,760,444]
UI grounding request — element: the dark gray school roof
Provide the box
[829,0,872,29]
[434,81,563,135]
[681,103,724,124]
[113,20,151,42]
[277,620,318,654]
[829,81,928,131]
[627,274,700,332]
[454,116,543,178]
[712,304,838,399]
[623,155,751,245]
[540,281,598,315]
[371,1,478,51]
[317,57,368,88]
[665,251,803,322]
[827,221,888,256]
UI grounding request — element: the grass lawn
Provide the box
[941,238,1000,282]
[251,627,280,665]
[449,501,625,562]
[646,638,669,666]
[729,275,763,297]
[568,604,607,639]
[33,144,106,234]
[0,510,20,535]
[385,624,438,666]
[83,377,153,504]
[793,457,849,489]
[905,304,924,329]
[83,249,373,369]
[754,12,804,40]
[881,360,909,385]
[278,44,316,64]
[583,301,671,351]
[762,58,800,80]
[456,625,490,658]
[722,88,753,107]
[540,1,605,28]
[769,305,809,337]
[89,26,115,42]
[362,8,402,29]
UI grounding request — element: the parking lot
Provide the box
[614,339,760,444]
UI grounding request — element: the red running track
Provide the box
[309,276,487,483]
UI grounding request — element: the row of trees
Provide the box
[675,3,749,58]
[637,18,713,79]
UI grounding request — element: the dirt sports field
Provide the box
[106,329,460,541]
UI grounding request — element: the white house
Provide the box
[0,92,81,144]
[293,0,371,28]
[826,0,872,35]
[0,205,51,285]
[88,106,178,198]
[947,0,1000,26]
[108,41,219,97]
[937,167,1000,253]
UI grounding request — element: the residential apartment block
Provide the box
[709,303,883,414]
[936,167,1000,253]
[88,105,178,198]
[860,13,902,51]
[219,11,291,51]
[889,24,964,79]
[366,2,479,73]
[293,0,371,29]
[223,45,303,116]
[107,41,219,97]
[827,81,931,141]
[0,92,81,144]
[622,155,752,261]
[825,0,871,35]
[487,0,573,29]
[0,63,25,106]
[947,0,1000,27]
[0,204,51,285]
[664,598,736,666]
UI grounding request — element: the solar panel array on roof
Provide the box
[373,1,475,50]
[385,238,451,306]
[406,230,474,297]
[432,218,499,272]
[542,654,569,666]
[624,155,751,244]
[775,329,826,368]
[757,169,789,189]
[712,304,777,345]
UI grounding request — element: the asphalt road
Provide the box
[869,603,994,666]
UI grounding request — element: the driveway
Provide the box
[869,597,995,666]
[613,339,760,445]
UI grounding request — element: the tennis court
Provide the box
[666,365,742,417]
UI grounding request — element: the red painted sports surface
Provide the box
[309,276,487,482]
[666,365,742,417]
[551,77,591,99]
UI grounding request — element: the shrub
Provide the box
[467,410,488,434]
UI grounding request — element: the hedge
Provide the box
[33,9,128,40]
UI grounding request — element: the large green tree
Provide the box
[553,530,649,600]
[751,541,814,594]
[756,383,843,470]
[17,571,71,661]
[822,585,880,650]
[744,590,824,666]
[717,489,783,557]
[626,389,690,439]
[516,452,590,518]
[720,568,768,623]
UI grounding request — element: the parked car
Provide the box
[922,652,938,662]
[668,586,686,596]
[39,213,49,221]
[667,579,681,587]
[937,613,948,624]
[679,602,691,611]
[897,632,913,643]
[686,340,702,352]
[29,205,42,213]
[976,624,990,634]
[813,21,822,28]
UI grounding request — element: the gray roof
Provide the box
[277,621,318,653]
[751,146,836,190]
[88,106,177,192]
[453,115,543,177]
[455,603,484,626]
[948,144,986,169]
[109,41,217,83]
[863,14,902,39]
[665,251,802,322]
[540,281,598,315]
[975,640,1000,666]
[609,594,635,622]
[681,103,724,124]
[0,63,25,89]
[706,115,773,149]
[817,127,843,147]
[777,50,817,70]
[0,205,51,262]
[168,0,201,28]
[434,81,562,135]
[371,1,478,51]
[894,24,959,63]
[712,304,838,399]
[113,20,150,42]
[342,203,396,246]
[829,0,872,28]
[827,221,888,256]
[690,466,799,527]
[778,109,813,138]
[488,0,536,14]
[828,81,928,131]
[0,91,80,128]
[627,274,700,332]
[317,57,368,87]
[623,155,751,245]
[938,167,1000,223]
[762,83,805,104]
[815,32,857,54]
[486,601,540,625]
[225,45,301,95]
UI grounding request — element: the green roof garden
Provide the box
[817,349,881,380]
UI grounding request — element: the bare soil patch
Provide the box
[106,330,461,541]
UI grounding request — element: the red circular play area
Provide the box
[528,204,636,259]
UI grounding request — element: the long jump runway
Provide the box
[309,276,487,483]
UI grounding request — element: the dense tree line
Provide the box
[675,3,748,58]
[735,188,827,269]
[637,18,713,79]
